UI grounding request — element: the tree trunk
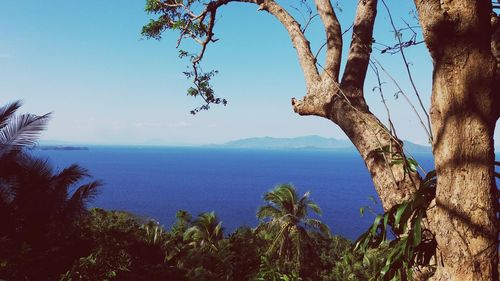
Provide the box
[292,0,420,211]
[415,1,499,280]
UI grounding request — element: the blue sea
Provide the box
[33,147,435,240]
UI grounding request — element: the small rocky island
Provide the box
[38,146,89,151]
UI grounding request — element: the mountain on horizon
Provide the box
[222,135,353,150]
[216,135,432,153]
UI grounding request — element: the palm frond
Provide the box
[0,101,22,130]
[307,202,322,215]
[52,164,89,190]
[22,156,53,181]
[305,218,331,236]
[183,225,200,242]
[0,112,51,153]
[257,205,282,220]
[51,164,90,205]
[68,180,102,207]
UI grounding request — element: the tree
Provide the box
[183,211,224,251]
[257,184,329,274]
[142,0,499,279]
[0,101,104,280]
[411,2,499,280]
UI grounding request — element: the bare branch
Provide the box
[289,3,319,34]
[380,0,432,141]
[252,0,321,86]
[340,0,377,96]
[179,0,322,86]
[372,58,432,141]
[314,0,342,81]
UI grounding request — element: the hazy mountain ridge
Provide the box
[213,135,432,153]
[223,135,353,150]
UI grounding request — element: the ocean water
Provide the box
[32,147,435,240]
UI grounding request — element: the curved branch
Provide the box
[314,0,342,81]
[340,0,377,96]
[250,0,321,86]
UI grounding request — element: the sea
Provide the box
[33,147,435,240]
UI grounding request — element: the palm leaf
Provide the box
[0,100,22,130]
[51,164,90,205]
[67,180,102,210]
[307,202,322,215]
[305,218,331,236]
[0,112,51,153]
[257,205,282,220]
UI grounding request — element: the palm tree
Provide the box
[183,211,223,251]
[0,101,50,221]
[0,101,100,247]
[0,101,103,280]
[257,184,330,273]
[0,152,102,246]
[0,100,51,157]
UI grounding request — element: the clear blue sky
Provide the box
[0,1,497,145]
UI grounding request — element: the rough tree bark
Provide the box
[414,1,499,280]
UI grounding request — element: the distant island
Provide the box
[210,135,432,154]
[37,146,89,151]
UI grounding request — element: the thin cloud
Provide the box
[169,121,191,128]
[134,122,161,128]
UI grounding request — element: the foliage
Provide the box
[354,170,437,280]
[327,248,388,281]
[0,100,51,156]
[0,101,102,280]
[143,0,228,114]
[254,256,302,281]
[257,184,330,275]
[63,209,185,281]
[183,211,223,251]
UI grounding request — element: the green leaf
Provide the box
[406,158,419,173]
[412,214,422,246]
[390,159,403,166]
[370,215,383,236]
[394,202,409,229]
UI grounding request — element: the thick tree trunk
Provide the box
[429,48,498,281]
[415,1,499,280]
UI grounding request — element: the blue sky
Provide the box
[0,1,497,145]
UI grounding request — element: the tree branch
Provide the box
[251,0,321,86]
[340,0,377,97]
[314,0,342,81]
[144,0,321,113]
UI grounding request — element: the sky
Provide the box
[0,1,498,146]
